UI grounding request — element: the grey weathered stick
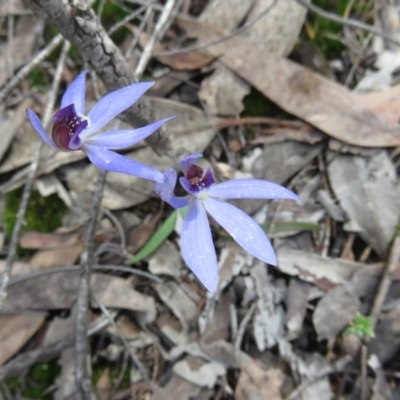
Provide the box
[25,0,170,154]
[0,40,70,314]
[75,169,107,399]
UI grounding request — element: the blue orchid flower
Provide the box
[26,71,173,183]
[155,153,299,293]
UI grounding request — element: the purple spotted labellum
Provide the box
[155,153,299,293]
[27,71,174,183]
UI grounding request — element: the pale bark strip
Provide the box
[25,0,170,154]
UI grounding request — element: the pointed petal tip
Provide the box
[205,280,218,294]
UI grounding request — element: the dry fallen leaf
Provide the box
[176,16,400,147]
[359,83,400,124]
[235,361,283,400]
[131,26,216,70]
[277,248,373,290]
[199,64,250,116]
[96,368,113,400]
[199,0,253,31]
[241,0,308,56]
[29,244,84,269]
[313,285,360,341]
[251,141,324,184]
[154,281,199,330]
[5,272,156,317]
[19,231,81,250]
[0,313,45,366]
[328,150,400,255]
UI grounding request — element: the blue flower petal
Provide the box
[26,109,58,149]
[154,169,190,209]
[60,71,87,114]
[85,82,154,135]
[203,197,277,265]
[181,200,218,293]
[207,179,299,201]
[83,117,174,149]
[83,144,164,183]
[180,152,203,174]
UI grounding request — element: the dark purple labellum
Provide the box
[185,164,215,192]
[186,164,203,185]
[51,104,88,150]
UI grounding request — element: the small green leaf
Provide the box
[130,209,178,264]
[343,313,375,339]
